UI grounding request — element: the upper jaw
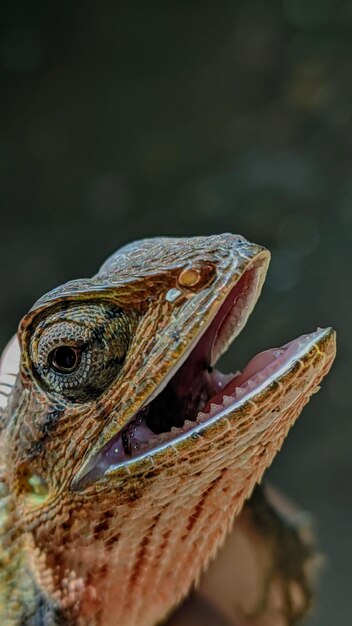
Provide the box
[72,248,270,490]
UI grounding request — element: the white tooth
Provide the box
[210,403,221,415]
[183,420,194,429]
[197,412,209,422]
[235,387,245,396]
[256,372,266,382]
[223,395,234,406]
[171,426,179,434]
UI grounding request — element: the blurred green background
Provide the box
[0,1,351,623]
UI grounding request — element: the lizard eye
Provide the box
[28,302,138,402]
[49,346,81,374]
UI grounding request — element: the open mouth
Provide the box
[85,265,331,480]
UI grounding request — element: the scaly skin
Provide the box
[0,234,336,626]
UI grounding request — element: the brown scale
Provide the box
[0,234,336,626]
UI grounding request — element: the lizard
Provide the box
[0,233,336,626]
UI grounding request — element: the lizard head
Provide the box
[0,233,336,624]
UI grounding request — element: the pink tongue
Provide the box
[236,348,284,382]
[204,331,319,413]
[226,348,284,393]
[205,347,285,409]
[211,370,235,392]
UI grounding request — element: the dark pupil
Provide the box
[51,346,79,373]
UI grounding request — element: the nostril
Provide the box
[178,268,202,288]
[177,263,216,290]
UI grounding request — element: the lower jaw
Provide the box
[92,328,325,472]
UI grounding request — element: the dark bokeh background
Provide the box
[0,1,351,623]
